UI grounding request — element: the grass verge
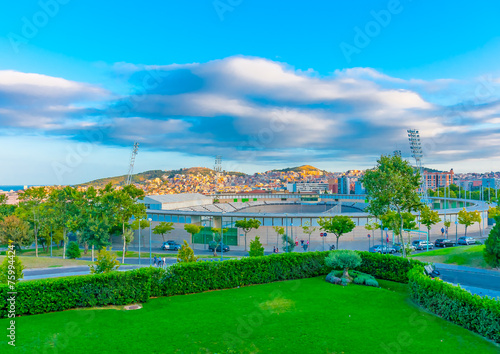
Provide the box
[0,256,92,269]
[2,277,498,353]
[412,245,496,270]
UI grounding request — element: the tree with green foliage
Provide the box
[235,218,261,251]
[89,247,120,274]
[420,205,440,235]
[209,227,228,256]
[361,154,422,257]
[184,224,203,244]
[273,226,285,248]
[325,250,362,282]
[318,215,356,250]
[458,208,480,236]
[281,233,295,253]
[483,221,500,268]
[65,241,81,259]
[130,218,150,247]
[153,222,175,242]
[443,219,451,236]
[0,242,24,284]
[0,195,6,205]
[17,187,47,257]
[177,240,198,263]
[0,215,33,250]
[249,236,265,257]
[302,221,317,248]
[381,210,416,252]
[0,195,16,222]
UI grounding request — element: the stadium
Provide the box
[113,192,492,252]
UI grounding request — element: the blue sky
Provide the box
[1,0,500,184]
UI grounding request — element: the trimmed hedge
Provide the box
[408,265,500,343]
[0,268,152,317]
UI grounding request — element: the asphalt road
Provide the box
[436,266,500,291]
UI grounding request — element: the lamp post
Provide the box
[285,213,288,253]
[203,223,206,250]
[138,219,141,265]
[220,212,224,262]
[384,227,388,248]
[148,218,152,266]
[455,219,458,245]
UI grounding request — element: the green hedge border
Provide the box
[1,251,498,343]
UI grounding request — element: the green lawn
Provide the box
[0,256,92,269]
[412,245,497,270]
[2,277,498,353]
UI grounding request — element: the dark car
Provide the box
[160,240,182,251]
[369,245,396,254]
[434,239,455,248]
[458,237,476,245]
[208,243,230,252]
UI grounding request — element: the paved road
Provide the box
[23,265,148,281]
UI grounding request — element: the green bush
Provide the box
[0,252,24,284]
[249,236,265,257]
[365,279,379,287]
[483,223,500,268]
[177,240,198,263]
[89,247,120,274]
[0,268,152,317]
[65,241,81,259]
[408,265,500,343]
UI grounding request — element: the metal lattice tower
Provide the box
[126,142,139,185]
[407,129,428,202]
[214,155,222,181]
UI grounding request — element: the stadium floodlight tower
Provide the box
[126,142,139,185]
[407,129,429,204]
[214,155,222,180]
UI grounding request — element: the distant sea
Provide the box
[0,185,26,192]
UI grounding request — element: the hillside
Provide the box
[273,165,325,173]
[78,170,165,188]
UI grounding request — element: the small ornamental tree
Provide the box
[302,221,317,247]
[273,226,285,247]
[184,224,203,244]
[235,218,261,251]
[318,215,356,250]
[65,241,81,259]
[89,247,120,274]
[483,222,500,268]
[249,236,265,257]
[0,241,24,284]
[420,205,441,236]
[458,208,480,236]
[177,240,198,263]
[153,222,175,242]
[325,250,362,282]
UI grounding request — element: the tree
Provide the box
[235,218,261,251]
[361,154,422,257]
[273,226,285,248]
[0,215,33,250]
[364,219,380,247]
[210,227,227,256]
[443,219,451,236]
[324,250,362,282]
[89,247,120,274]
[0,242,24,284]
[66,241,81,259]
[302,221,317,248]
[184,224,203,244]
[458,208,480,236]
[130,218,150,246]
[419,204,440,235]
[17,187,47,257]
[177,240,198,263]
[153,222,175,242]
[249,236,264,257]
[318,215,356,250]
[483,222,500,268]
[281,233,295,253]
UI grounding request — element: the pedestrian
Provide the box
[153,255,157,266]
[295,238,298,247]
[276,247,279,253]
[163,257,166,268]
[273,246,276,253]
[441,227,445,236]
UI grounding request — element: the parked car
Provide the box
[434,239,456,248]
[160,240,182,251]
[458,237,476,245]
[393,242,416,253]
[412,240,434,250]
[208,242,230,252]
[369,245,396,254]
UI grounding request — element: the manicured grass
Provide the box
[0,256,92,269]
[2,277,498,353]
[412,245,496,270]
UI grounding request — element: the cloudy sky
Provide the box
[1,0,500,185]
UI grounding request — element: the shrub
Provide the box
[325,250,362,280]
[89,247,120,274]
[325,272,338,284]
[0,248,24,284]
[365,279,379,287]
[408,265,500,343]
[483,223,500,268]
[249,236,265,257]
[65,241,81,259]
[177,240,198,263]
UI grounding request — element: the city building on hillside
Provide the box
[339,176,350,194]
[424,169,454,190]
[354,181,366,195]
[482,178,498,189]
[286,182,329,194]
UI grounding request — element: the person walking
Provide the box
[153,255,157,266]
[441,227,445,237]
[163,257,166,268]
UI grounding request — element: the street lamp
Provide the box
[148,218,152,266]
[138,218,141,265]
[285,213,288,253]
[455,219,458,245]
[220,212,224,262]
[203,223,206,250]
